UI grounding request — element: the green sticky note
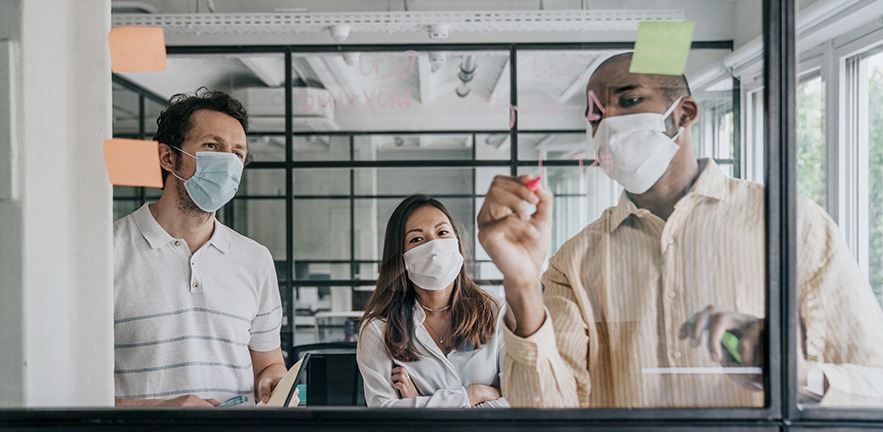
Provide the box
[630,21,695,76]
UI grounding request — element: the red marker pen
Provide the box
[525,176,542,192]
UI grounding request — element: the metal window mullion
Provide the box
[138,94,147,206]
[765,0,793,421]
[285,48,295,348]
[510,46,518,177]
[733,77,743,179]
[856,56,871,280]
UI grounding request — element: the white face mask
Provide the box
[403,238,464,291]
[593,96,684,194]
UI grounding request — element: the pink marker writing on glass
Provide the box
[525,176,542,192]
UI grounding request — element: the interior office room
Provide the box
[4,0,883,430]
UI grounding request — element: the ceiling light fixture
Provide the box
[328,24,351,42]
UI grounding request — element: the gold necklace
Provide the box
[417,300,451,313]
[422,315,450,347]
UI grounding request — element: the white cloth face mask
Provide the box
[403,238,464,291]
[593,96,684,194]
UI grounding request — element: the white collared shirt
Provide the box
[113,203,282,403]
[357,302,509,408]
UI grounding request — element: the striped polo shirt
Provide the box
[113,203,282,403]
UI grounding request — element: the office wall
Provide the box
[0,0,113,406]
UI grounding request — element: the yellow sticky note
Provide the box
[108,26,167,73]
[103,139,164,188]
[630,21,694,76]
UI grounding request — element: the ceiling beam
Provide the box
[487,58,509,103]
[558,55,601,104]
[417,55,434,104]
[239,56,286,87]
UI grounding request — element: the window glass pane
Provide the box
[353,135,473,160]
[248,134,285,162]
[475,133,511,160]
[294,135,351,161]
[516,51,601,131]
[240,169,285,197]
[143,98,164,136]
[108,20,769,412]
[113,200,141,221]
[232,198,286,260]
[113,186,140,199]
[868,52,883,306]
[112,82,141,137]
[797,6,883,411]
[293,198,351,261]
[292,51,510,131]
[353,168,474,196]
[517,133,591,161]
[293,168,350,196]
[797,75,826,208]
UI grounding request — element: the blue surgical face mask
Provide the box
[169,147,244,213]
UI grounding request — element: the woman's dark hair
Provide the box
[153,87,249,184]
[360,194,499,362]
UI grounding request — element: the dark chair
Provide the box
[290,342,365,406]
[291,341,357,362]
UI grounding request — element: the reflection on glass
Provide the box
[516,51,603,131]
[517,133,591,161]
[292,51,510,131]
[475,133,511,160]
[353,135,473,161]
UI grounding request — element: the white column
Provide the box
[0,0,113,407]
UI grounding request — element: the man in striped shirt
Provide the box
[114,88,290,407]
[478,52,883,407]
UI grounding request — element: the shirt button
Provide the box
[666,290,676,299]
[192,282,199,288]
[174,240,181,246]
[672,351,682,359]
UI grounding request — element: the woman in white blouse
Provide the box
[357,194,508,408]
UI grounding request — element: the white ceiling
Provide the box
[112,0,743,154]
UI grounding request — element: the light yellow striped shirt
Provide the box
[502,159,883,408]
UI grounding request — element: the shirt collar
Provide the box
[607,158,729,232]
[132,203,231,253]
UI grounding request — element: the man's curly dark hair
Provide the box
[153,87,249,184]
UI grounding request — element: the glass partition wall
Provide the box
[113,43,741,370]
[73,0,883,428]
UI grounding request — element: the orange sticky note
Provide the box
[103,139,163,188]
[108,26,167,72]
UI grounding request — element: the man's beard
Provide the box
[173,158,209,217]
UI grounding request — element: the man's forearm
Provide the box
[504,279,546,337]
[255,361,287,385]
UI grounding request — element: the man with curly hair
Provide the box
[113,88,292,407]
